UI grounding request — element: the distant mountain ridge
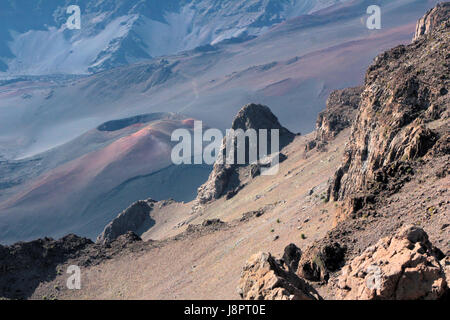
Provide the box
[0,0,349,76]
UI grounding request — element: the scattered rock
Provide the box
[185,219,227,235]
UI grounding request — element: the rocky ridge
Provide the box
[328,2,449,220]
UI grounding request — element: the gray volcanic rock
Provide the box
[96,199,156,244]
[413,2,450,41]
[195,104,295,206]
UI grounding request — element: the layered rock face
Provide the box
[338,226,448,300]
[97,200,156,244]
[413,2,450,41]
[329,6,449,210]
[196,104,295,205]
[313,86,363,148]
[238,252,320,300]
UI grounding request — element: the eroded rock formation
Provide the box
[196,104,295,206]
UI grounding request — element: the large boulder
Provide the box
[337,226,448,300]
[238,252,320,300]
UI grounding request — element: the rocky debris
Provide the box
[328,5,449,218]
[239,203,281,222]
[97,199,156,244]
[337,226,448,300]
[413,2,450,41]
[282,244,302,272]
[308,87,363,151]
[107,231,142,247]
[298,241,346,282]
[238,252,321,300]
[0,234,93,299]
[0,229,157,299]
[196,104,295,206]
[184,219,227,235]
[0,234,93,273]
[240,209,266,221]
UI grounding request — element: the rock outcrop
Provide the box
[196,104,295,206]
[0,234,93,299]
[413,2,450,41]
[97,199,156,244]
[308,87,363,150]
[328,6,449,217]
[238,252,320,300]
[337,226,448,300]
